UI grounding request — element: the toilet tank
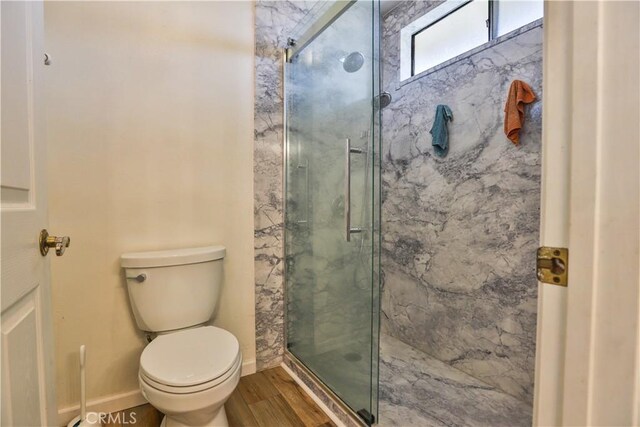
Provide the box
[120,246,226,333]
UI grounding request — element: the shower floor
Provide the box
[295,334,532,426]
[378,334,532,427]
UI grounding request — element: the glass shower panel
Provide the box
[284,0,380,423]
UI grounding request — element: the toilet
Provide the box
[121,246,241,427]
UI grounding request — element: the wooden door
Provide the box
[1,2,57,425]
[534,1,640,425]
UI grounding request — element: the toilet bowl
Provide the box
[120,246,240,427]
[138,326,242,427]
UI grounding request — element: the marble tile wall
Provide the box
[254,0,315,370]
[381,1,543,403]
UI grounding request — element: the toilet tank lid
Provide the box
[120,246,226,268]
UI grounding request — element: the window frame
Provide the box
[403,0,541,80]
[410,0,493,77]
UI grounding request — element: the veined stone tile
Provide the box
[255,0,316,370]
[379,334,532,427]
[381,0,542,404]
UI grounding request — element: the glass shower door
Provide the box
[284,0,381,424]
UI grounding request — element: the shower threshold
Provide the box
[378,334,532,427]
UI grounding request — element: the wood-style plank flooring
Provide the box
[228,366,334,427]
[105,367,335,427]
[103,404,162,427]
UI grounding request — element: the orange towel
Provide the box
[504,80,536,145]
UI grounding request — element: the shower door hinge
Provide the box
[537,246,568,287]
[285,38,296,63]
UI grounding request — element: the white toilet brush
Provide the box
[67,345,102,427]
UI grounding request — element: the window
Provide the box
[401,0,543,79]
[412,0,489,74]
[495,0,544,36]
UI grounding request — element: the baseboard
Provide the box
[56,359,256,426]
[241,358,257,376]
[57,389,147,427]
[281,363,346,427]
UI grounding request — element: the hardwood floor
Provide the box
[105,367,335,427]
[228,366,335,427]
[103,404,163,427]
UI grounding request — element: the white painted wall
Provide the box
[43,1,255,415]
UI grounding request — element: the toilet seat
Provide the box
[140,352,241,394]
[140,326,240,394]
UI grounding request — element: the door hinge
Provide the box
[537,247,568,286]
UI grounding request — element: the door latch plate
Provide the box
[537,246,568,286]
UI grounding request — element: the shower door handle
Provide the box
[345,138,363,241]
[296,158,310,225]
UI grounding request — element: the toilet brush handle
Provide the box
[80,345,86,421]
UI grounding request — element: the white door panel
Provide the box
[1,1,34,205]
[2,289,45,427]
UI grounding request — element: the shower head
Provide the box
[342,51,365,73]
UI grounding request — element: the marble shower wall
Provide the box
[254,0,315,370]
[381,2,543,403]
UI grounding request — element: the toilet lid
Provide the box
[140,326,240,387]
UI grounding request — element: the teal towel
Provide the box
[430,105,453,157]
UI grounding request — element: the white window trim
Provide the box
[399,0,473,81]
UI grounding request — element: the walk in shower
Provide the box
[283,0,381,424]
[282,0,542,425]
